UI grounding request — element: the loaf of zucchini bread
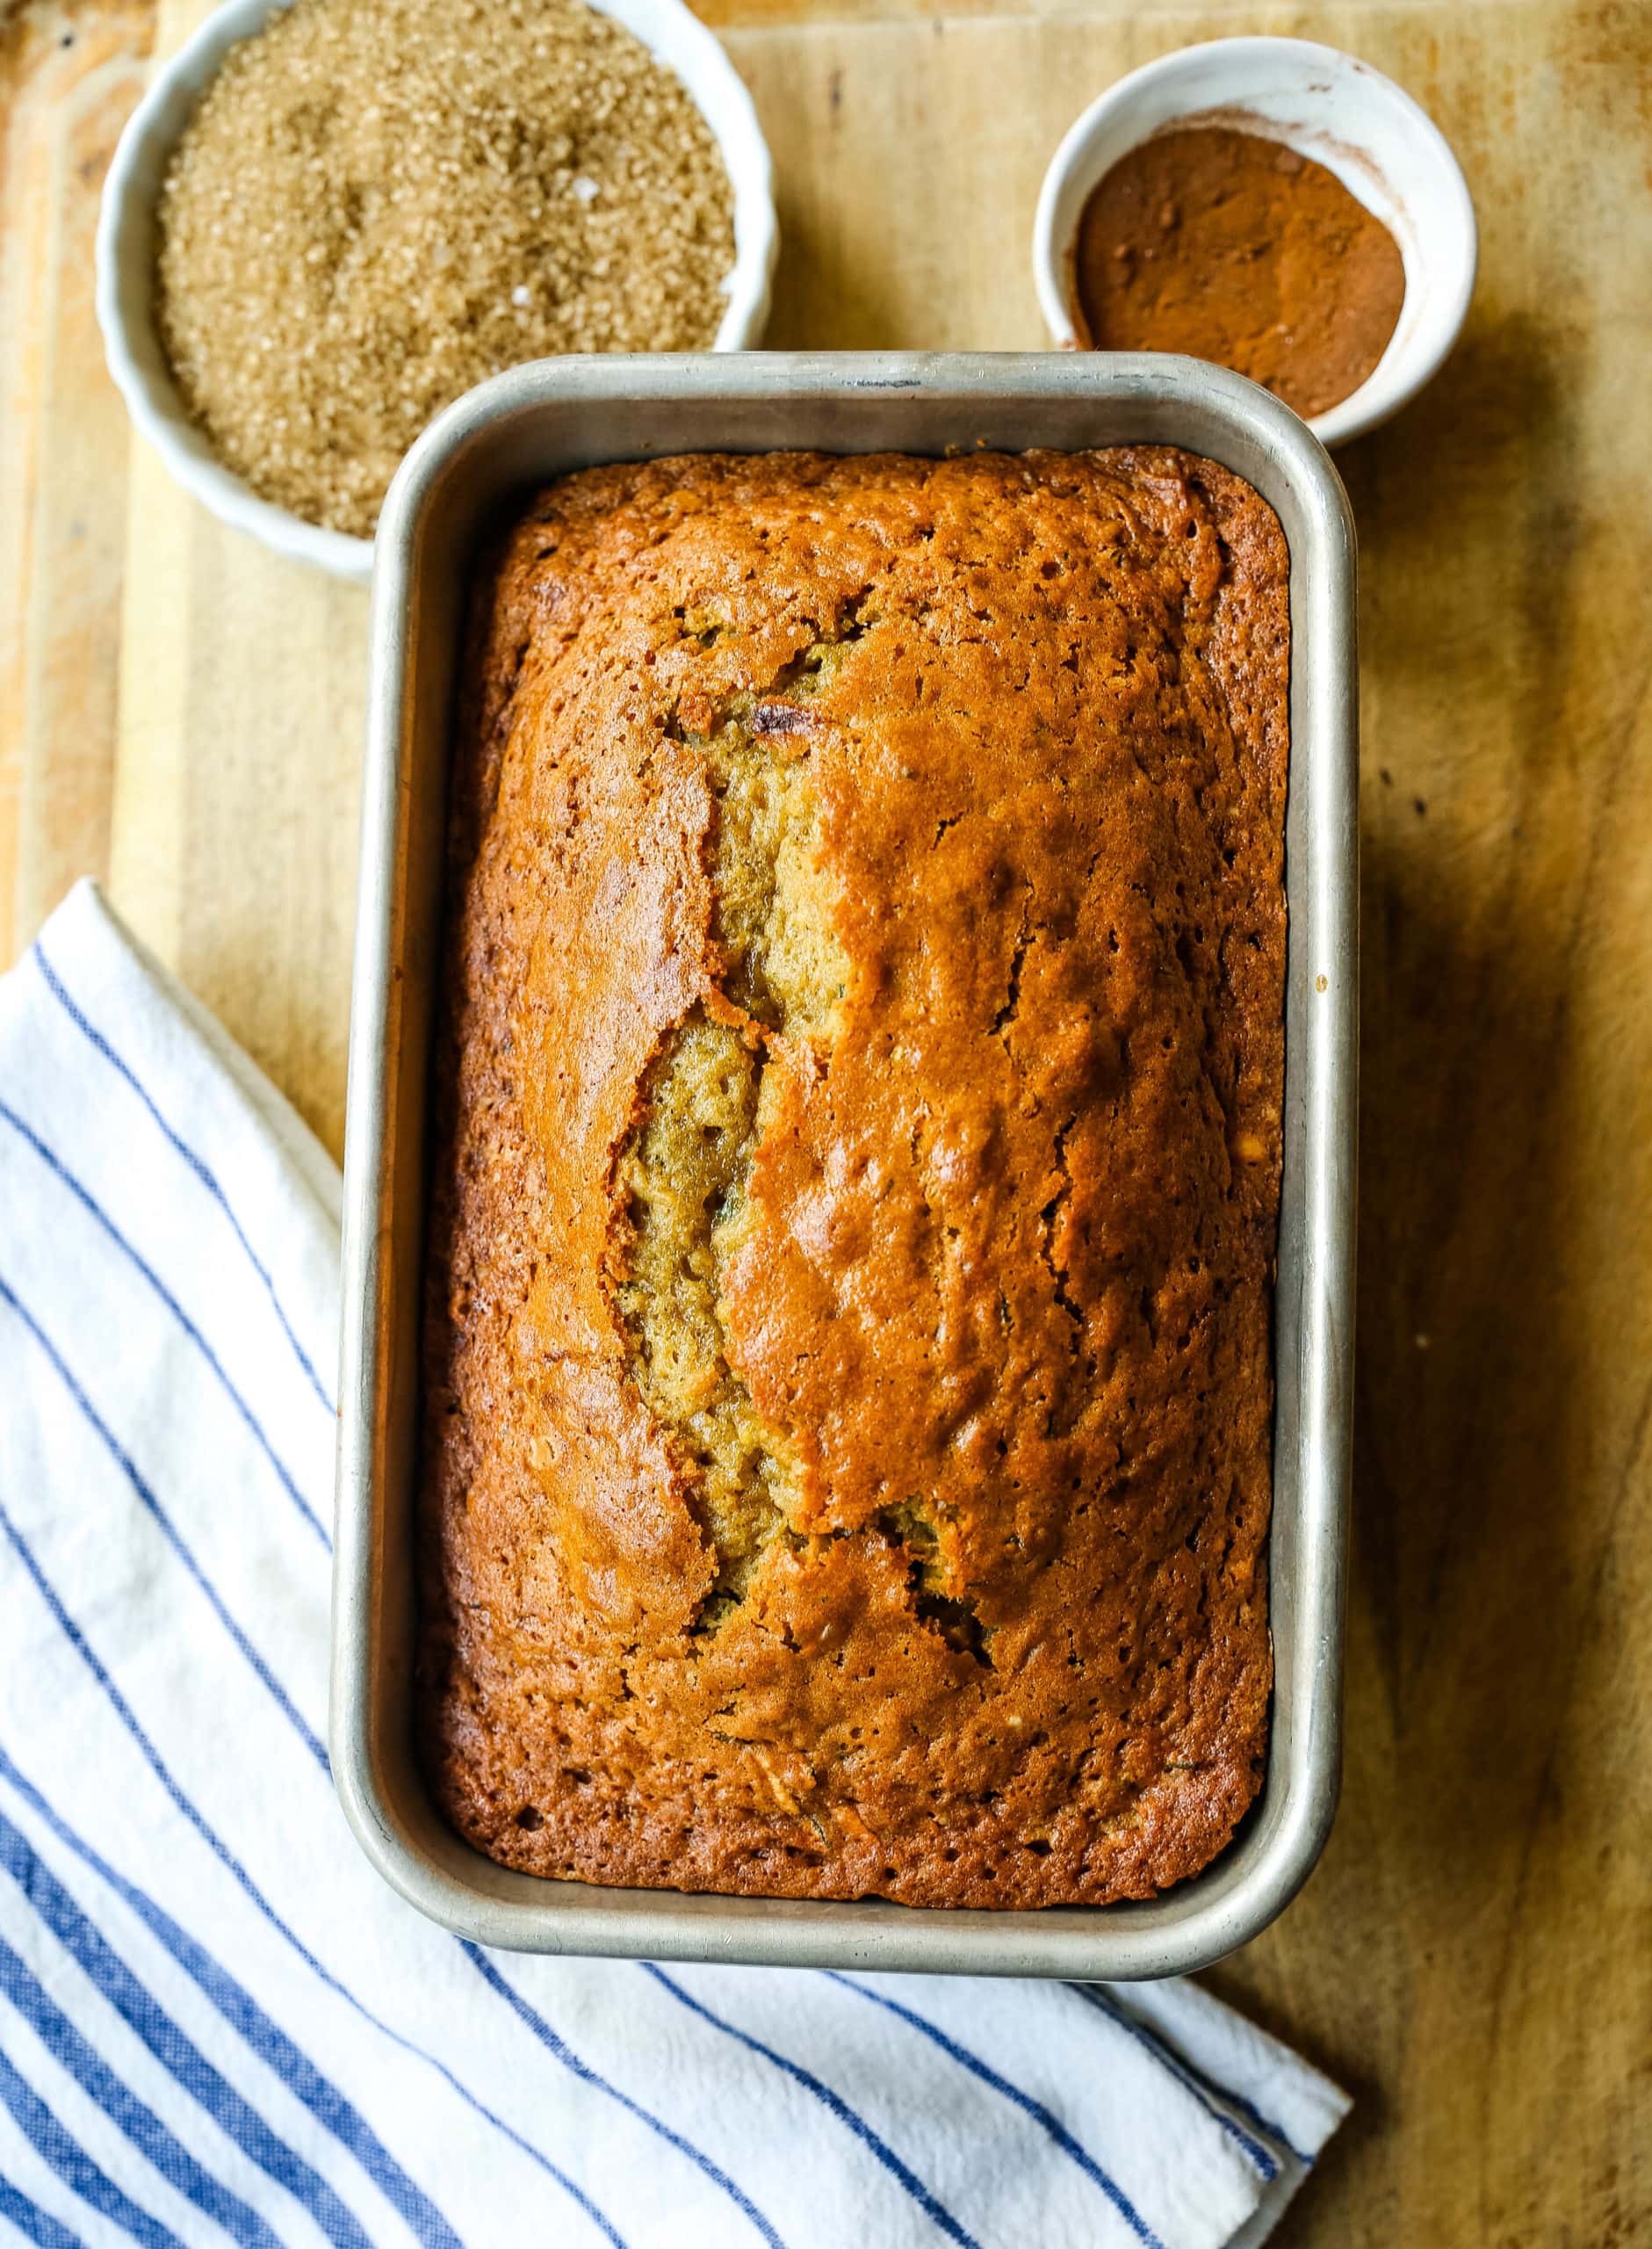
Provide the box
[418,446,1288,1907]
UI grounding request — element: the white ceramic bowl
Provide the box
[96,0,778,581]
[1033,36,1476,448]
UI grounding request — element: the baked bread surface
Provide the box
[420,447,1288,1907]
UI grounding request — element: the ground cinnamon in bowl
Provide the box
[1072,123,1405,419]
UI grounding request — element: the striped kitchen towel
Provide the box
[0,879,1348,2249]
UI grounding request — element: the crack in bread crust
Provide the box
[611,1012,790,1612]
[609,691,851,1621]
[419,447,1288,1911]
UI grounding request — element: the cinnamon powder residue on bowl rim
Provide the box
[1071,122,1407,420]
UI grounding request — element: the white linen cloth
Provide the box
[0,879,1348,2249]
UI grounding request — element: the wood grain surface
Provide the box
[3,0,1649,2239]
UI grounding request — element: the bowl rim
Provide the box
[333,347,1358,1980]
[94,0,779,582]
[1031,33,1478,450]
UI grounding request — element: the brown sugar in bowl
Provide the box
[97,0,777,579]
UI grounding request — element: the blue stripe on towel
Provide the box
[0,2173,88,2249]
[0,1274,329,1774]
[641,1964,983,2249]
[0,1798,375,2249]
[1071,1987,1292,2175]
[823,1972,1173,2243]
[1214,2087,1313,2172]
[0,1930,280,2249]
[0,1097,328,1549]
[0,2045,187,2249]
[0,1747,445,2249]
[0,1501,624,2249]
[31,940,334,1414]
[463,1945,786,2249]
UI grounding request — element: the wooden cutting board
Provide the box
[4,0,1649,2239]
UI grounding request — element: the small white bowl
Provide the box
[97,0,778,581]
[1032,36,1476,448]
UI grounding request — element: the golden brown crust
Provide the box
[418,448,1288,1907]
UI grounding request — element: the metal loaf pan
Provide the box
[333,352,1357,1979]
